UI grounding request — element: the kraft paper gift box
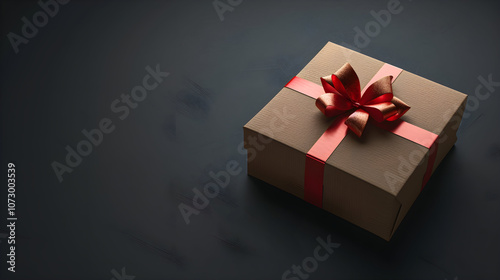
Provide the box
[243,42,467,240]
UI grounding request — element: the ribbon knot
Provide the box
[315,63,410,137]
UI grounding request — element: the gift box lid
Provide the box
[244,42,467,197]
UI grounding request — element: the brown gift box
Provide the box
[243,42,467,240]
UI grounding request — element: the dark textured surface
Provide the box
[1,0,499,279]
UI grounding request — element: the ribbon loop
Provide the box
[345,109,369,137]
[360,76,394,105]
[386,96,411,121]
[284,62,439,209]
[315,93,353,118]
[316,63,410,136]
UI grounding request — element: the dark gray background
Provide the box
[1,0,499,279]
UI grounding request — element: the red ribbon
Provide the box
[285,63,439,208]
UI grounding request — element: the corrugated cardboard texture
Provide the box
[244,42,467,240]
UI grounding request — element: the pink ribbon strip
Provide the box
[286,64,439,207]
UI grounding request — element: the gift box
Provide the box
[243,42,467,240]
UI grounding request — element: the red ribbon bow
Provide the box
[316,63,410,137]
